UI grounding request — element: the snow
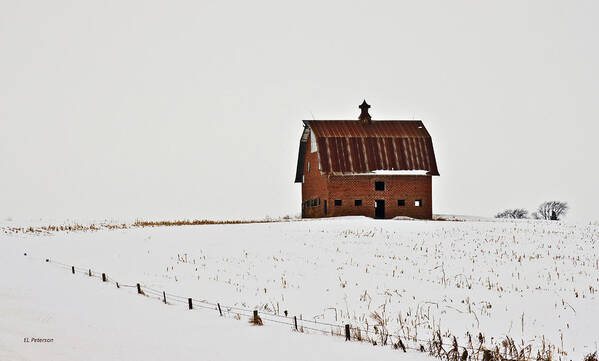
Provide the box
[433,214,496,222]
[355,170,429,176]
[1,253,431,361]
[1,217,598,360]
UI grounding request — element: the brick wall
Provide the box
[301,137,329,218]
[326,175,432,219]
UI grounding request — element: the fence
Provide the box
[29,254,551,361]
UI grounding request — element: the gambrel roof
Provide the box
[294,120,439,183]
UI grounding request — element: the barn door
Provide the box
[375,200,385,219]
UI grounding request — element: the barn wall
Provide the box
[326,175,432,219]
[302,172,433,219]
[301,135,329,218]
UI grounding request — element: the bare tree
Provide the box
[495,209,528,219]
[532,201,568,220]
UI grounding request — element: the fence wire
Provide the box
[29,255,544,361]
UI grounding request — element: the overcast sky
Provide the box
[1,0,598,223]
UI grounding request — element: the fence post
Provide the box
[116,282,120,288]
[163,291,167,304]
[88,269,92,277]
[71,266,75,274]
[345,324,351,341]
[137,283,142,294]
[294,316,298,331]
[253,310,260,324]
[217,303,223,316]
[102,273,106,282]
[188,298,193,310]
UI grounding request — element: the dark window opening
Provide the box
[354,200,362,206]
[398,200,405,207]
[334,200,342,206]
[415,200,422,207]
[374,181,385,191]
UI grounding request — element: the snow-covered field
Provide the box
[1,217,598,361]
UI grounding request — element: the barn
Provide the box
[294,101,440,219]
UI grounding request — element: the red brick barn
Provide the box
[294,101,440,219]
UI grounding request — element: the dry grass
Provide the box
[2,217,298,235]
[132,219,280,228]
[3,223,129,235]
[584,352,598,361]
[2,214,460,235]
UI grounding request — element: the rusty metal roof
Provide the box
[294,120,439,182]
[306,120,432,138]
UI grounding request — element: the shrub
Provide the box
[495,209,528,219]
[532,201,568,220]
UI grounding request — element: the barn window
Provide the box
[307,161,310,173]
[374,181,385,191]
[398,200,405,206]
[334,200,342,206]
[312,199,318,207]
[354,200,362,206]
[415,200,422,207]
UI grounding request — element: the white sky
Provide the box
[1,0,598,222]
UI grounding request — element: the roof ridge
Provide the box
[303,119,422,122]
